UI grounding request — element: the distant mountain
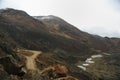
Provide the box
[0,8,120,80]
[34,15,120,52]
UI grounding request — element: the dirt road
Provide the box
[24,50,41,71]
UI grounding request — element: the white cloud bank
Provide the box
[0,0,120,37]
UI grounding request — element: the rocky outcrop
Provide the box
[0,55,25,77]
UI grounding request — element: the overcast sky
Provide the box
[0,0,120,37]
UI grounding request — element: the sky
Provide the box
[0,0,120,37]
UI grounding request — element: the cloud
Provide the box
[0,0,2,4]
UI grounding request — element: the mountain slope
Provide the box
[34,15,120,52]
[0,8,93,80]
[0,8,120,80]
[0,9,92,54]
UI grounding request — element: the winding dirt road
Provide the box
[24,50,41,71]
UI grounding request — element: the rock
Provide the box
[0,56,25,77]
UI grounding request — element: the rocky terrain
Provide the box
[0,8,120,80]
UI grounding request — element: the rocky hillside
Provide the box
[0,8,120,80]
